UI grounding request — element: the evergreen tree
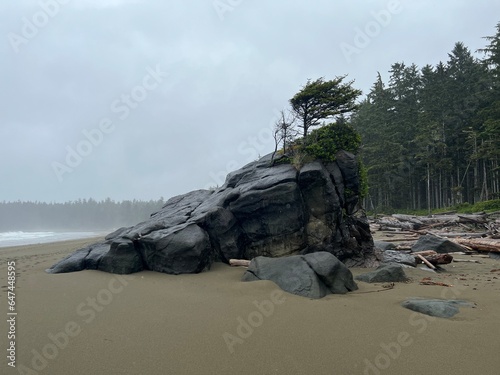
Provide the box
[352,23,500,211]
[290,76,362,138]
[478,22,500,199]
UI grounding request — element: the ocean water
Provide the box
[0,231,104,248]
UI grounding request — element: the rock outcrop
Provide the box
[241,252,358,299]
[411,234,465,254]
[380,250,417,267]
[47,151,375,275]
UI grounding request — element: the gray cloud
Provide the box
[1,0,499,202]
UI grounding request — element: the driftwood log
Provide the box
[229,259,251,267]
[378,237,418,242]
[419,278,453,287]
[377,217,419,230]
[435,232,489,238]
[424,254,453,265]
[412,251,452,266]
[416,254,436,270]
[451,238,500,253]
[453,259,481,263]
[412,250,438,257]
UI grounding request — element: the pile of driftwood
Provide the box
[376,212,499,235]
[373,211,500,250]
[371,211,500,270]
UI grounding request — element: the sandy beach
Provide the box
[1,238,499,375]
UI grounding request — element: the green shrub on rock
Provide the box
[304,122,361,162]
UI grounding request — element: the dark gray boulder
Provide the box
[411,234,465,254]
[355,264,409,283]
[47,151,375,276]
[197,207,246,262]
[375,241,417,267]
[242,255,329,299]
[374,241,396,251]
[98,239,143,274]
[401,298,474,318]
[381,250,417,267]
[45,242,113,274]
[45,246,92,274]
[136,224,211,275]
[303,252,359,294]
[241,252,358,298]
[84,243,111,269]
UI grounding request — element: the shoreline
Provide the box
[0,231,109,249]
[0,239,499,374]
[0,237,105,262]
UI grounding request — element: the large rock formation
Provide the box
[47,151,376,275]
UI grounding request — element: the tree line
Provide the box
[0,198,165,232]
[273,21,500,213]
[351,22,500,212]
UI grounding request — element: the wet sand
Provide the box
[1,238,499,374]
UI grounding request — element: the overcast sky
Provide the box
[1,0,499,203]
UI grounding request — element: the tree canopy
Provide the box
[276,22,500,212]
[352,23,500,211]
[289,76,362,138]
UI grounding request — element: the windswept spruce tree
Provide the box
[270,77,367,196]
[290,76,362,138]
